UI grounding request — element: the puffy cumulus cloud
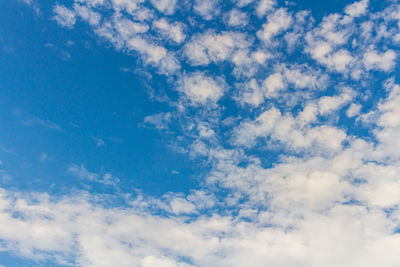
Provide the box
[53,5,76,28]
[224,9,248,28]
[126,37,180,73]
[178,72,226,105]
[345,0,369,18]
[236,64,329,107]
[256,0,276,17]
[193,0,220,20]
[232,107,347,153]
[304,12,359,73]
[346,103,362,117]
[73,3,101,26]
[109,0,146,14]
[184,31,250,66]
[153,18,186,43]
[363,49,396,72]
[257,8,292,43]
[372,80,400,157]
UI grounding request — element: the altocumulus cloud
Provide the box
[4,0,400,266]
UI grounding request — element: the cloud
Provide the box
[193,0,220,20]
[178,72,226,105]
[232,107,347,153]
[224,9,248,28]
[142,112,172,130]
[126,37,180,73]
[346,103,362,117]
[256,0,276,17]
[10,0,400,266]
[184,31,250,66]
[345,0,369,17]
[68,164,119,186]
[92,137,105,147]
[257,8,292,43]
[53,5,76,28]
[150,0,177,15]
[363,49,396,72]
[73,3,101,26]
[22,117,64,133]
[153,18,186,43]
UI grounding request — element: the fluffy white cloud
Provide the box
[346,103,362,117]
[232,107,347,152]
[126,37,180,73]
[153,18,186,43]
[257,8,292,43]
[184,31,250,66]
[193,0,220,20]
[256,0,276,17]
[73,3,101,26]
[178,72,225,105]
[225,9,248,28]
[263,72,286,97]
[345,0,369,17]
[363,49,396,72]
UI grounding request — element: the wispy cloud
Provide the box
[22,117,64,133]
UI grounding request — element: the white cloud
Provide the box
[125,38,180,73]
[1,182,399,267]
[110,0,145,14]
[225,9,248,28]
[232,107,347,152]
[127,37,166,62]
[53,5,76,28]
[363,49,396,72]
[193,0,220,20]
[15,1,400,266]
[256,0,276,17]
[68,164,119,185]
[346,103,362,117]
[178,72,225,105]
[263,72,286,97]
[142,112,172,130]
[257,8,292,43]
[236,79,265,107]
[113,18,149,39]
[150,0,177,15]
[308,41,354,72]
[73,4,101,26]
[235,0,255,7]
[345,0,369,18]
[184,31,250,66]
[251,50,271,64]
[22,117,64,132]
[153,18,186,43]
[318,91,353,115]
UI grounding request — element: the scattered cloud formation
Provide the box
[2,0,400,266]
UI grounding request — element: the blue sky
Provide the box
[1,0,400,266]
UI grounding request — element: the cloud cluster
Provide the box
[5,0,400,266]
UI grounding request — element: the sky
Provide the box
[0,0,400,266]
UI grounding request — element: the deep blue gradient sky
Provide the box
[1,0,400,266]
